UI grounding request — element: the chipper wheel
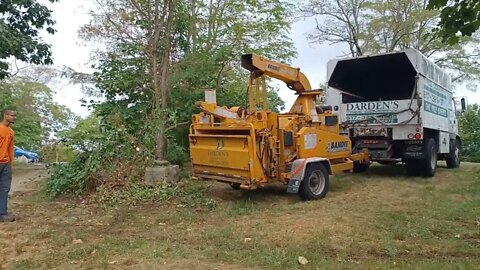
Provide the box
[299,163,329,201]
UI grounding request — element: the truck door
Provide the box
[449,98,458,135]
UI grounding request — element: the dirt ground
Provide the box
[1,162,479,269]
[10,164,47,194]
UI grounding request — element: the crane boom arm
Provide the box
[241,54,312,92]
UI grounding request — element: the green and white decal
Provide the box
[423,81,448,118]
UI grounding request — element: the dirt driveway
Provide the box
[10,164,47,193]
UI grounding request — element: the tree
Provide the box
[0,74,76,150]
[45,0,295,196]
[80,0,295,161]
[301,0,480,88]
[0,0,58,79]
[428,0,480,45]
[302,0,368,57]
[458,104,480,162]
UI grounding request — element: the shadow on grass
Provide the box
[201,161,457,205]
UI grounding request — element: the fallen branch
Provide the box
[165,121,190,132]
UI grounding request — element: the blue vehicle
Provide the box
[14,146,39,162]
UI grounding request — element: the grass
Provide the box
[1,162,480,269]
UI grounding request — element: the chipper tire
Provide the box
[299,163,329,201]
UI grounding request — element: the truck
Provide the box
[326,49,462,177]
[189,54,369,200]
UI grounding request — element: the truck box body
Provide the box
[326,49,459,162]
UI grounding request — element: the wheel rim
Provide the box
[309,171,325,195]
[430,146,437,169]
[454,146,460,163]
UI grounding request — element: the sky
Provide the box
[40,1,479,117]
[39,1,95,117]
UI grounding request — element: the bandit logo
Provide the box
[327,141,349,152]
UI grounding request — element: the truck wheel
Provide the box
[353,161,369,173]
[299,164,329,201]
[421,138,437,177]
[445,139,461,169]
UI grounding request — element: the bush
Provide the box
[45,161,88,197]
[459,105,480,163]
[45,112,155,197]
[39,144,76,163]
[166,137,189,165]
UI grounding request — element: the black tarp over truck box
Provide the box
[328,52,417,103]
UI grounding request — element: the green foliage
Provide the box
[38,144,76,163]
[46,112,155,197]
[45,161,89,197]
[428,0,480,44]
[458,104,480,162]
[0,77,76,150]
[47,0,296,197]
[0,0,58,78]
[97,182,217,209]
[165,137,189,166]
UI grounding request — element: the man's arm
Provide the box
[9,137,14,164]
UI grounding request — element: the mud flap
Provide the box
[287,179,301,193]
[287,158,331,194]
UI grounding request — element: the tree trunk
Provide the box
[154,0,175,161]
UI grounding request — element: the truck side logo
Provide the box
[347,101,399,112]
[327,141,349,152]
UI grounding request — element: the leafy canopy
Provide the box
[428,0,480,44]
[0,76,76,150]
[0,0,57,79]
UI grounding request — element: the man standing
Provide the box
[0,109,16,222]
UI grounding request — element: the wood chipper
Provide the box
[188,54,369,200]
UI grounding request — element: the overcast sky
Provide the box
[40,1,479,117]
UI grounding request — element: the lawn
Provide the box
[1,162,479,269]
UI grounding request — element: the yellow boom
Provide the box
[241,54,312,93]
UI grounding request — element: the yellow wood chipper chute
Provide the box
[189,54,369,200]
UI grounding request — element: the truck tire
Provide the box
[445,139,461,169]
[421,138,437,177]
[299,163,329,201]
[353,161,369,173]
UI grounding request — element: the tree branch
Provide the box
[165,121,190,132]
